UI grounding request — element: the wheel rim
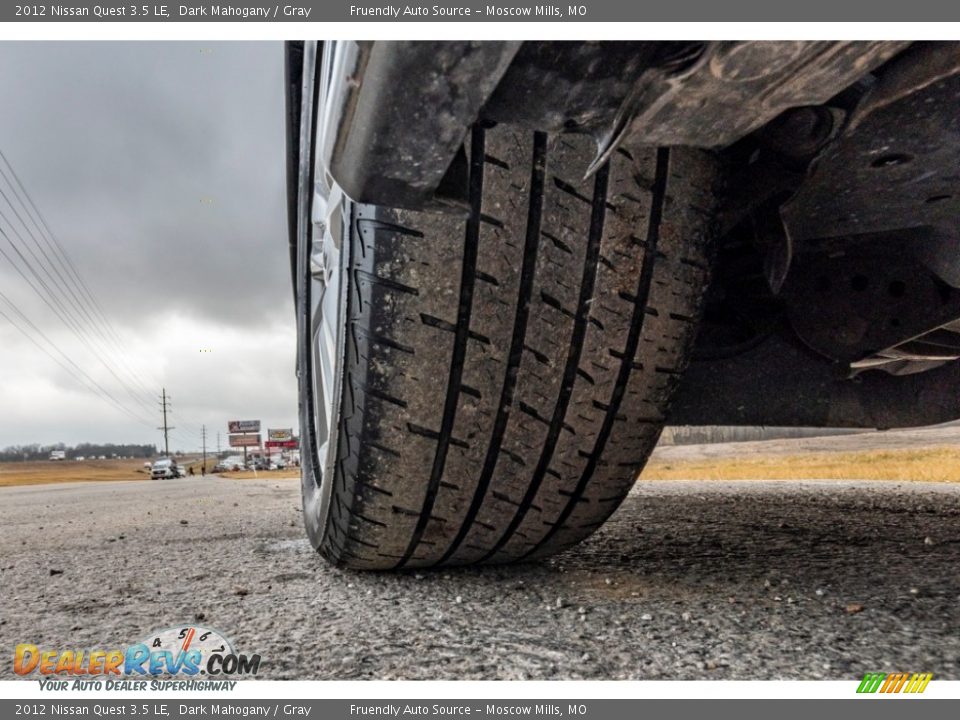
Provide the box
[298,41,349,549]
[307,178,347,517]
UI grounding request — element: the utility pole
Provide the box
[201,425,207,475]
[158,388,174,457]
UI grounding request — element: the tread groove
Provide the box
[434,131,547,566]
[553,176,592,204]
[541,230,572,254]
[367,441,400,458]
[356,218,425,239]
[356,480,393,497]
[524,344,550,365]
[521,148,671,559]
[479,160,611,563]
[361,384,408,408]
[355,269,420,296]
[394,125,485,569]
[475,270,501,286]
[357,327,415,355]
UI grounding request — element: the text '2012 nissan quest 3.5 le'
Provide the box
[285,41,960,569]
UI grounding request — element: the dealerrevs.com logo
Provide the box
[14,626,261,682]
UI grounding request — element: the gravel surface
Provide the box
[1,475,958,680]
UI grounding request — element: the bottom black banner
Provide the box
[1,699,958,720]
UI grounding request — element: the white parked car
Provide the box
[213,455,246,472]
[150,458,179,480]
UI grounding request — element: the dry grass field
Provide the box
[227,469,299,479]
[0,456,207,487]
[644,424,960,482]
[641,445,960,482]
[0,458,150,487]
[5,425,960,488]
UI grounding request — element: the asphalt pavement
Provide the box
[1,475,958,680]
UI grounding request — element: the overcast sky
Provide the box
[0,42,295,451]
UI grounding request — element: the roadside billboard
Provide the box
[228,420,260,433]
[229,434,261,448]
[267,428,293,442]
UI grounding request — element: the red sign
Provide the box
[265,440,298,449]
[229,434,261,448]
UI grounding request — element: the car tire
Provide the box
[298,123,717,569]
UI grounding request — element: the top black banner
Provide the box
[5,0,960,22]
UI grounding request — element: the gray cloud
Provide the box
[0,42,298,449]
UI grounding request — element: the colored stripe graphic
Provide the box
[857,673,886,693]
[857,672,932,694]
[905,673,933,694]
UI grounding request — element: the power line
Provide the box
[0,155,172,425]
[0,156,170,432]
[0,150,160,402]
[161,400,203,450]
[0,240,161,423]
[0,229,157,421]
[0,149,158,379]
[0,179,115,360]
[161,403,199,454]
[0,292,155,428]
[0,219,160,418]
[0,306,149,428]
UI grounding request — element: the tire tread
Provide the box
[314,125,715,569]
